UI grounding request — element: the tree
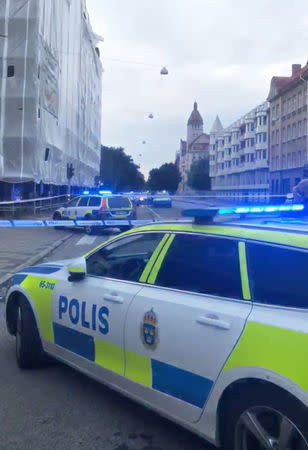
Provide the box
[100,146,145,192]
[147,163,181,192]
[187,158,211,191]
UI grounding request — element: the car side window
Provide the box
[78,197,89,207]
[246,242,308,308]
[67,197,80,207]
[86,233,165,282]
[89,197,101,207]
[154,234,243,299]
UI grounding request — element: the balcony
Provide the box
[244,130,255,140]
[255,141,267,151]
[254,158,268,169]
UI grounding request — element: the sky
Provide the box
[86,0,308,178]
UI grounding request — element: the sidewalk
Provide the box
[0,228,71,283]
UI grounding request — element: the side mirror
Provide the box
[68,264,86,282]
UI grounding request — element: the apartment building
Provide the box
[210,102,269,199]
[267,63,308,195]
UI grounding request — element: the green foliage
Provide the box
[100,146,145,192]
[187,158,211,191]
[147,163,181,193]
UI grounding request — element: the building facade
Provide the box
[267,63,308,195]
[0,0,103,198]
[178,102,210,191]
[210,102,269,199]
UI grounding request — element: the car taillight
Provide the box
[99,197,107,214]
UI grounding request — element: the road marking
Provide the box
[146,207,161,219]
[76,236,97,246]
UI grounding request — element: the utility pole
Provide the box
[66,163,75,195]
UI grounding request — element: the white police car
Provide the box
[5,207,308,449]
[53,193,135,233]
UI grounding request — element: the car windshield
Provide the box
[107,196,131,208]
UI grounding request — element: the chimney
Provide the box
[292,64,301,76]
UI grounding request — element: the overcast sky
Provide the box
[86,0,308,177]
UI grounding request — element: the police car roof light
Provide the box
[182,208,219,224]
[83,190,90,195]
[182,204,305,225]
[219,204,304,215]
[99,190,112,195]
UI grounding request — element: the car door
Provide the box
[51,232,167,379]
[75,196,90,219]
[124,233,252,423]
[62,196,80,218]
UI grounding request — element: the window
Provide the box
[298,120,302,137]
[87,233,164,281]
[154,234,243,299]
[292,152,296,167]
[263,149,266,159]
[293,123,297,139]
[107,196,131,209]
[247,243,308,308]
[287,125,291,140]
[263,132,267,142]
[66,197,80,207]
[298,91,303,108]
[89,197,101,207]
[7,65,14,77]
[78,197,89,207]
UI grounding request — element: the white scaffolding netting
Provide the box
[0,0,103,186]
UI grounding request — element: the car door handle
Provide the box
[103,293,124,304]
[196,315,231,330]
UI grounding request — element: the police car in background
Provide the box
[5,206,308,450]
[152,191,172,208]
[53,192,136,234]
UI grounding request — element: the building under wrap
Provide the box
[0,0,103,194]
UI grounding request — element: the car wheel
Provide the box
[119,226,132,232]
[84,214,94,235]
[16,298,44,369]
[222,384,308,450]
[53,212,64,230]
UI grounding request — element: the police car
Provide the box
[5,206,308,450]
[53,192,135,234]
[152,191,172,208]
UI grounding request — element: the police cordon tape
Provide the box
[0,219,193,228]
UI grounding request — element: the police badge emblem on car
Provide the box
[140,308,159,350]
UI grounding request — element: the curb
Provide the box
[0,233,73,302]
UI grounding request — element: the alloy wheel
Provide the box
[235,406,308,450]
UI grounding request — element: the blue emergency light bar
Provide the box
[83,190,90,195]
[183,203,305,224]
[219,204,304,215]
[99,190,112,195]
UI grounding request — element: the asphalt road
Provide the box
[0,205,215,450]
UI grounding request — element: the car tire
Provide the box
[53,212,64,230]
[16,297,44,369]
[119,226,132,232]
[221,383,308,450]
[84,214,94,235]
